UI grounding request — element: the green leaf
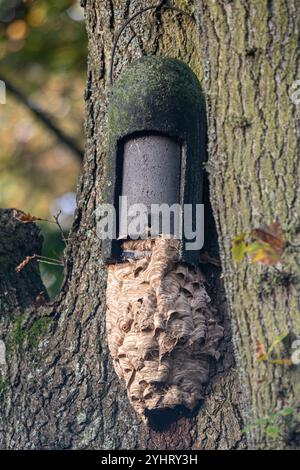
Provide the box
[252,417,271,426]
[231,233,246,263]
[246,241,281,265]
[266,425,280,438]
[268,333,289,355]
[243,417,270,432]
[277,407,295,417]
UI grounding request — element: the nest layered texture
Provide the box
[106,237,223,420]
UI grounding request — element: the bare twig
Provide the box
[16,254,63,273]
[0,75,84,161]
[53,211,68,245]
[37,259,64,267]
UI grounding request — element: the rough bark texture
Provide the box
[0,0,299,450]
[198,0,300,449]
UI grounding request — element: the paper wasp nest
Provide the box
[106,237,223,421]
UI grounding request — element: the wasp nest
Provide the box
[106,237,223,421]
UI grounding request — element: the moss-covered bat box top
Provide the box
[102,56,207,266]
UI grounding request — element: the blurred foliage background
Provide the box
[0,0,87,297]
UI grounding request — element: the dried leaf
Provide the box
[14,210,41,223]
[231,233,247,263]
[251,221,286,256]
[256,340,268,362]
[15,255,36,273]
[13,209,49,224]
[256,334,292,366]
[232,222,285,266]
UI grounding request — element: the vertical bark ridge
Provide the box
[198,0,300,449]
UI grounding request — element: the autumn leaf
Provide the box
[13,209,51,224]
[256,333,292,366]
[246,241,281,265]
[251,221,286,256]
[13,209,42,223]
[232,222,285,266]
[15,255,37,273]
[256,340,268,362]
[231,233,247,263]
[16,255,63,273]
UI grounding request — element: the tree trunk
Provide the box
[0,0,299,450]
[197,0,300,449]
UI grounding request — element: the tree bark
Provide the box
[0,0,299,450]
[197,0,300,449]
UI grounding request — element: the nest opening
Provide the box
[144,405,190,431]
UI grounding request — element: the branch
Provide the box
[0,76,84,161]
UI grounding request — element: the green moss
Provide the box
[108,56,204,139]
[27,318,51,350]
[0,373,7,397]
[10,314,26,351]
[9,314,51,353]
[230,115,252,129]
[103,55,206,263]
